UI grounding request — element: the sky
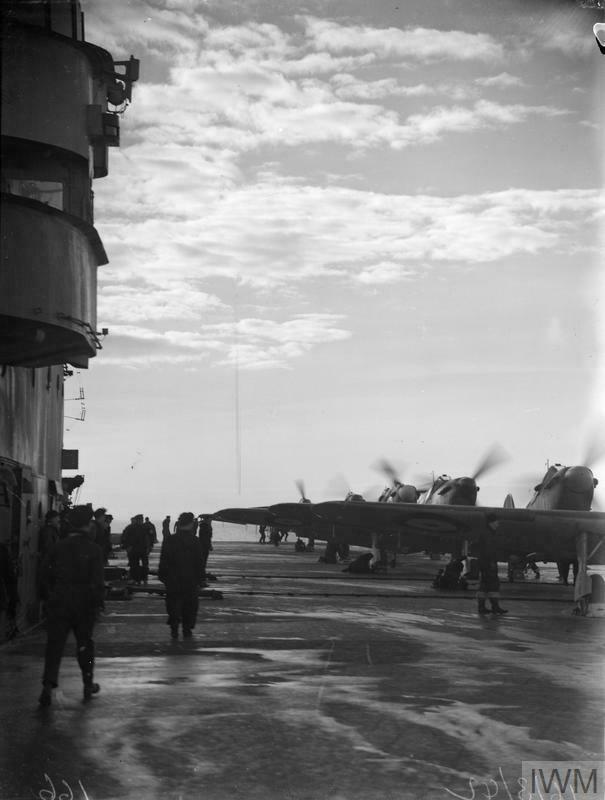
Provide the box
[66,0,605,524]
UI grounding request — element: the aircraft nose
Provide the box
[566,466,595,493]
[397,484,419,503]
[457,477,478,502]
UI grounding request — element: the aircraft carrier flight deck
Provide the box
[1,532,603,800]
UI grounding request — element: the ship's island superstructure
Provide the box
[0,0,138,638]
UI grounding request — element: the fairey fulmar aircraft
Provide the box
[213,454,605,601]
[374,445,508,508]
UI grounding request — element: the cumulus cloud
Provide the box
[300,18,504,63]
[95,174,602,310]
[475,72,524,88]
[97,281,226,323]
[81,3,600,373]
[331,74,435,101]
[392,99,568,147]
[87,5,570,164]
[82,0,210,63]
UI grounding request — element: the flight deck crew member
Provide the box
[158,512,205,639]
[37,510,62,612]
[477,515,508,615]
[92,507,111,564]
[121,514,150,584]
[38,510,61,561]
[197,514,213,581]
[38,505,105,706]
[162,515,171,542]
[144,516,157,548]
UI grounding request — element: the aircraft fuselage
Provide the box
[422,475,479,507]
[527,465,597,512]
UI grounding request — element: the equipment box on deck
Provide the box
[104,566,132,600]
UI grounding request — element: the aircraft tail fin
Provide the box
[503,493,515,509]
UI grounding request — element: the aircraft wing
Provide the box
[212,503,317,530]
[274,501,605,563]
[212,507,274,526]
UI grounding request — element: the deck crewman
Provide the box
[38,505,105,706]
[477,514,508,616]
[159,512,205,640]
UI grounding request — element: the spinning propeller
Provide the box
[375,458,405,487]
[322,473,352,499]
[582,427,605,472]
[295,479,310,503]
[470,442,510,482]
[373,458,424,502]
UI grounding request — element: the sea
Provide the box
[110,519,253,542]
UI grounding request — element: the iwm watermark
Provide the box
[442,762,603,799]
[521,761,603,800]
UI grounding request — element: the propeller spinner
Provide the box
[373,458,421,503]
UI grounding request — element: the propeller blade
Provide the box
[583,426,605,470]
[295,479,307,501]
[373,458,406,485]
[323,473,351,499]
[411,471,434,492]
[362,484,384,502]
[509,473,543,497]
[471,443,510,482]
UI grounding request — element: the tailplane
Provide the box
[503,493,515,509]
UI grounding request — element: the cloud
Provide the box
[82,0,210,63]
[120,65,567,159]
[357,262,419,285]
[392,99,568,147]
[300,18,504,63]
[526,16,596,58]
[331,74,436,101]
[99,315,352,369]
[97,281,226,323]
[475,72,524,89]
[80,4,601,371]
[95,172,602,309]
[87,7,569,162]
[333,73,527,103]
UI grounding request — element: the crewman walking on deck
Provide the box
[37,510,61,606]
[38,505,105,706]
[158,512,205,639]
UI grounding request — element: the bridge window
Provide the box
[5,178,63,211]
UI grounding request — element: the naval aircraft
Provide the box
[213,479,365,532]
[376,444,509,507]
[213,458,605,572]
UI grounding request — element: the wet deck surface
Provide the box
[1,541,604,800]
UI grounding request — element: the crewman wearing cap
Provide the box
[38,504,105,706]
[158,511,205,639]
